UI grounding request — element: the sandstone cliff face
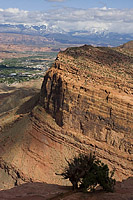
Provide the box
[39,45,133,179]
[0,45,132,190]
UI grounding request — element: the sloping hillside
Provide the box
[0,44,132,190]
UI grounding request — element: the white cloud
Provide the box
[0,7,133,34]
[5,8,20,13]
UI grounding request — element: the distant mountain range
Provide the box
[0,23,133,47]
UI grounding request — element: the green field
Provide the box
[0,52,58,84]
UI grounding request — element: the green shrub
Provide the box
[81,158,116,192]
[57,153,115,192]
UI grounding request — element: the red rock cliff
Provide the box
[39,45,133,179]
[0,45,132,190]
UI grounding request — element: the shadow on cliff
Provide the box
[0,177,133,200]
[16,93,40,115]
[0,86,40,114]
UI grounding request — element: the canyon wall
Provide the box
[39,45,133,179]
[0,45,132,189]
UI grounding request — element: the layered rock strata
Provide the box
[39,45,133,179]
[0,44,133,189]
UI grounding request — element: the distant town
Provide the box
[0,52,58,84]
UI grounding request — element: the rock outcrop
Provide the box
[0,178,133,200]
[120,40,133,49]
[39,45,133,179]
[0,44,133,190]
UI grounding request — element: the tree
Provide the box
[80,158,116,192]
[57,153,115,192]
[59,153,95,190]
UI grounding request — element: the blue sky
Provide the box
[0,0,133,34]
[0,0,133,11]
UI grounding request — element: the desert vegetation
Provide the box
[58,153,116,192]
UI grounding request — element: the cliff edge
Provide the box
[0,44,133,189]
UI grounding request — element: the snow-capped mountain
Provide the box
[0,24,47,35]
[0,23,133,46]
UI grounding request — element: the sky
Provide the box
[0,0,133,11]
[0,0,133,34]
